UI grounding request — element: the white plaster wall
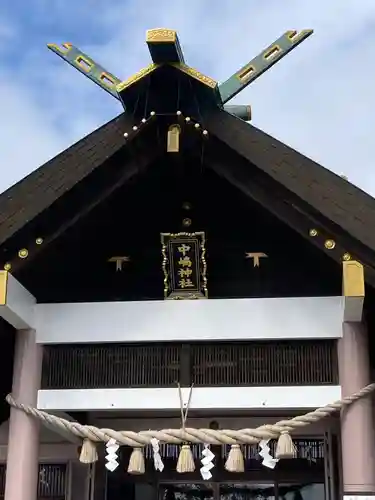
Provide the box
[35,296,344,344]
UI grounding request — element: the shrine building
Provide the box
[0,27,374,500]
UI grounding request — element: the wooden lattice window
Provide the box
[0,463,67,499]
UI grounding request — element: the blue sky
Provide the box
[1,0,375,194]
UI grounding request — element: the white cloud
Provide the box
[1,0,375,194]
[0,23,15,42]
[0,80,65,191]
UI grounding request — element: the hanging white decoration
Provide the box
[259,439,279,469]
[200,445,215,480]
[150,438,164,472]
[105,438,119,472]
[39,468,49,488]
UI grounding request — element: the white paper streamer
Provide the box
[200,445,215,480]
[259,439,279,469]
[150,438,164,472]
[39,468,49,487]
[105,438,119,472]
[306,445,316,464]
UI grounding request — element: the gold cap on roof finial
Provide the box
[146,28,177,43]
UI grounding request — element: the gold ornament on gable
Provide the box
[245,252,268,268]
[108,256,130,272]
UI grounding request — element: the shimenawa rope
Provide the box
[6,382,375,474]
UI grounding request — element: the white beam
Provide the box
[37,386,342,412]
[0,271,35,329]
[0,268,358,339]
[35,296,344,344]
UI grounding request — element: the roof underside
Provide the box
[204,110,375,253]
[1,110,375,282]
[17,154,342,303]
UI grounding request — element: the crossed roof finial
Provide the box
[47,28,312,120]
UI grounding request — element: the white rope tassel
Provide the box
[259,439,279,469]
[105,438,119,472]
[200,444,215,480]
[150,438,164,472]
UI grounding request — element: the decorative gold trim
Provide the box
[238,65,256,83]
[116,64,160,92]
[100,71,117,88]
[168,293,203,300]
[75,55,93,73]
[286,29,314,41]
[0,271,8,306]
[246,105,252,121]
[161,240,169,297]
[18,248,29,259]
[245,252,268,268]
[171,63,217,88]
[342,260,364,298]
[324,239,335,250]
[146,28,177,43]
[263,44,281,62]
[161,231,207,299]
[47,42,72,54]
[167,124,181,153]
[108,256,130,272]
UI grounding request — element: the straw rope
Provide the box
[6,383,375,447]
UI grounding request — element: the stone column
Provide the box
[4,329,43,500]
[338,322,375,498]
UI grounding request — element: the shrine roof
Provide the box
[0,109,374,257]
[1,27,375,283]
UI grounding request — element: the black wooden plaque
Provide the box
[161,232,207,299]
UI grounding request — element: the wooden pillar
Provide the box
[339,260,375,498]
[4,330,42,500]
[338,321,375,498]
